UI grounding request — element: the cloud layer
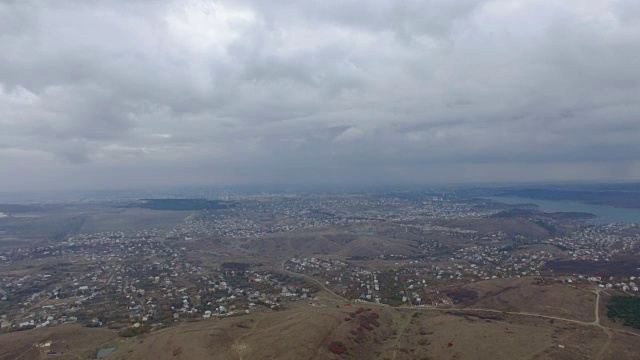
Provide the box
[1,0,640,191]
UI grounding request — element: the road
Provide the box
[279,263,597,324]
[589,289,612,360]
[279,261,347,302]
[593,289,601,325]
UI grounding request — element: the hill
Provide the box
[239,230,422,259]
[3,279,640,359]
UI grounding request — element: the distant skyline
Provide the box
[2,0,640,192]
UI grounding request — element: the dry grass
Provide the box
[437,218,552,238]
[2,278,632,360]
[464,277,596,322]
[240,229,422,260]
[0,324,116,360]
[107,292,615,360]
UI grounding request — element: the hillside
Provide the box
[241,230,422,259]
[3,279,640,360]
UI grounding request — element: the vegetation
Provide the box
[222,262,251,271]
[607,296,640,329]
[545,260,640,277]
[490,209,536,218]
[118,324,151,337]
[444,288,479,305]
[532,219,556,233]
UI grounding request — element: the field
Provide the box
[435,217,553,238]
[0,324,116,360]
[387,310,606,360]
[461,277,597,322]
[192,227,425,260]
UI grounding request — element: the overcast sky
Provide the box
[1,0,640,191]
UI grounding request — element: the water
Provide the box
[484,196,640,225]
[96,347,116,359]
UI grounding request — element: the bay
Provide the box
[484,196,640,225]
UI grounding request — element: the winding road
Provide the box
[279,260,347,301]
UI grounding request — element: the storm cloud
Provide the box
[1,0,639,191]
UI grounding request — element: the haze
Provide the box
[1,0,640,192]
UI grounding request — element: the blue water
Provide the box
[484,196,640,225]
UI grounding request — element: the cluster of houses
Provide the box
[286,257,458,306]
[547,223,640,262]
[176,194,502,239]
[0,230,314,333]
[287,235,640,307]
[582,275,640,292]
[453,245,551,279]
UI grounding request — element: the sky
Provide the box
[1,0,640,192]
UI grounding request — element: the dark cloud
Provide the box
[1,0,639,191]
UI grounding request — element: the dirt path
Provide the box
[280,270,640,358]
[233,315,266,360]
[593,289,601,325]
[590,289,613,360]
[391,311,414,360]
[184,211,197,222]
[595,327,613,360]
[278,269,632,331]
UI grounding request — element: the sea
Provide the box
[484,196,640,225]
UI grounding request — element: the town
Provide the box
[1,190,640,338]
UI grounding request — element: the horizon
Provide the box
[2,180,640,203]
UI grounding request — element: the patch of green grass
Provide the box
[607,296,640,329]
